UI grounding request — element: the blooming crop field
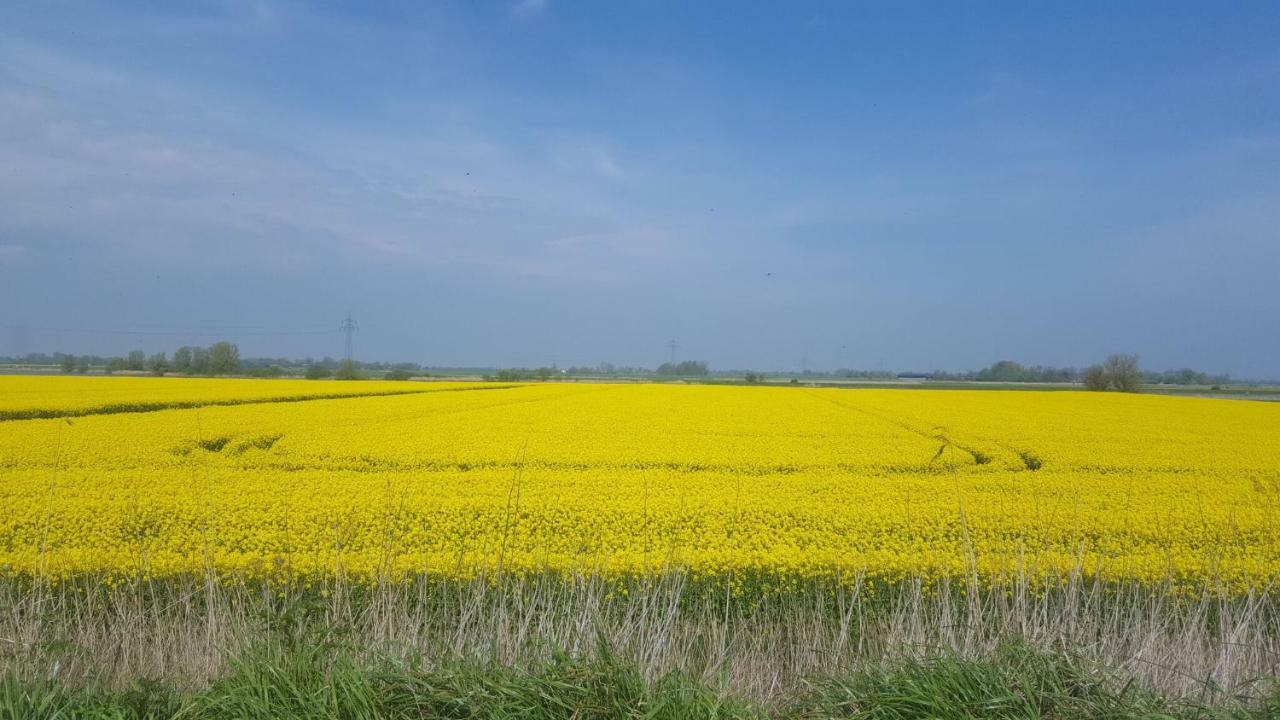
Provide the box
[0,375,479,420]
[1,377,1278,592]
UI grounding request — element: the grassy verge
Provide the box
[4,641,1276,719]
[3,575,1279,717]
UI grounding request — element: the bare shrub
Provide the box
[1083,355,1143,392]
[1103,353,1142,392]
[1082,365,1109,391]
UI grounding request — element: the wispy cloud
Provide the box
[508,0,548,20]
[0,36,654,280]
[546,136,625,180]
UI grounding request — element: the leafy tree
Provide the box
[1144,367,1229,386]
[968,361,1077,383]
[75,356,91,373]
[59,354,76,373]
[189,347,210,374]
[976,360,1026,382]
[335,358,360,380]
[1082,354,1143,392]
[208,342,240,375]
[147,352,168,376]
[485,367,562,382]
[105,357,126,374]
[1082,365,1109,391]
[126,350,146,371]
[171,346,194,373]
[305,364,332,380]
[1103,354,1142,392]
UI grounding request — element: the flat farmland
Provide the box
[3,377,1277,592]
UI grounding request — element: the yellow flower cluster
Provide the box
[0,375,463,420]
[1,378,1277,592]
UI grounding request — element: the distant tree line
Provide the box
[927,359,1231,388]
[58,354,91,373]
[24,349,434,381]
[561,363,651,376]
[835,369,898,380]
[282,357,424,373]
[775,368,898,380]
[168,342,241,375]
[39,342,243,376]
[5,350,1242,387]
[3,352,107,373]
[974,361,1078,383]
[1142,367,1231,386]
[305,359,362,380]
[234,356,421,381]
[656,360,709,377]
[482,367,563,382]
[929,361,1080,383]
[479,361,714,382]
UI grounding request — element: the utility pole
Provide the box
[340,312,359,362]
[666,338,678,365]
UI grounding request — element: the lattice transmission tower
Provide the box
[339,312,359,362]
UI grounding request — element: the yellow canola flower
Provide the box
[0,374,487,420]
[1,378,1278,594]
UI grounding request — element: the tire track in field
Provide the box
[818,390,1044,471]
[221,455,973,476]
[806,390,1026,469]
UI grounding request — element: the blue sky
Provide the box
[2,1,1278,376]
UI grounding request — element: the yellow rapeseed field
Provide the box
[0,375,467,420]
[1,377,1278,593]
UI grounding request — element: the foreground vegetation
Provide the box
[3,575,1278,718]
[8,641,1278,719]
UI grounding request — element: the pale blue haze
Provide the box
[1,2,1277,376]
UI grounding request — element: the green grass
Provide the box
[796,646,1273,720]
[3,642,1275,720]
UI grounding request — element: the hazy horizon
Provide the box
[3,2,1278,377]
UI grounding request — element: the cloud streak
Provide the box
[508,0,548,20]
